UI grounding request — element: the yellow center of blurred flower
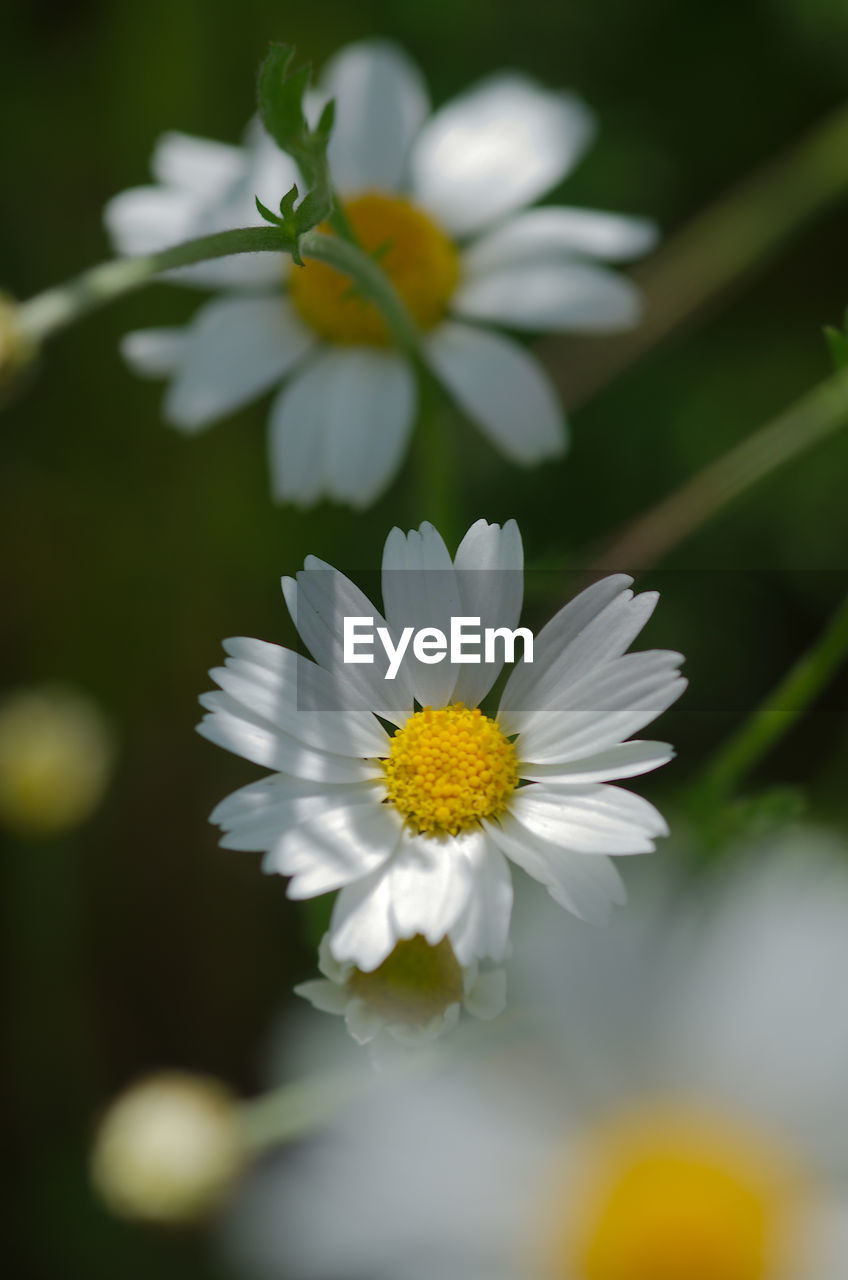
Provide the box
[289,193,459,345]
[382,704,518,836]
[547,1106,802,1280]
[347,934,464,1024]
[0,687,114,838]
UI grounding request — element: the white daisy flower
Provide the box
[295,931,506,1053]
[106,40,658,509]
[225,832,848,1280]
[197,519,684,973]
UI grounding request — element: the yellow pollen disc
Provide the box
[347,935,464,1025]
[289,192,459,345]
[545,1106,803,1280]
[382,703,518,837]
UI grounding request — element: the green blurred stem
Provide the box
[549,99,848,409]
[590,364,848,570]
[694,591,848,804]
[414,375,461,542]
[238,1068,370,1153]
[15,225,422,357]
[238,1046,441,1154]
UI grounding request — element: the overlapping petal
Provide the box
[410,74,596,235]
[268,347,415,508]
[319,39,430,193]
[161,295,315,431]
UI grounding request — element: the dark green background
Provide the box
[3,0,848,1274]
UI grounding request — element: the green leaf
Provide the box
[253,188,305,265]
[255,42,339,246]
[257,44,308,156]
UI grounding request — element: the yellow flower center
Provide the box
[347,935,464,1025]
[289,192,459,345]
[382,703,518,837]
[546,1106,803,1280]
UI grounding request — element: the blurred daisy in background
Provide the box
[106,40,657,508]
[0,685,115,838]
[225,830,848,1280]
[198,519,684,978]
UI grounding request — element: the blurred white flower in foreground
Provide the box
[0,685,114,837]
[198,519,684,975]
[295,931,506,1052]
[226,832,848,1280]
[91,1072,244,1224]
[106,40,657,508]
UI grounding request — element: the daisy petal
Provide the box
[281,562,414,725]
[103,186,197,257]
[508,783,666,854]
[451,519,525,708]
[211,637,390,755]
[120,328,189,379]
[516,652,686,764]
[499,577,643,721]
[427,322,566,465]
[267,367,326,509]
[344,998,385,1045]
[411,74,595,236]
[196,695,378,782]
[389,828,474,944]
[217,782,381,851]
[319,40,430,193]
[520,740,674,783]
[210,774,368,827]
[268,348,415,509]
[485,812,626,923]
[453,260,641,332]
[462,207,659,274]
[449,833,513,964]
[381,522,462,708]
[463,968,507,1021]
[150,131,246,197]
[293,978,349,1015]
[329,865,397,971]
[163,295,315,432]
[268,799,403,897]
[323,351,416,507]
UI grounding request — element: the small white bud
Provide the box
[91,1072,245,1224]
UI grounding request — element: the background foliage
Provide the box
[4,0,848,1274]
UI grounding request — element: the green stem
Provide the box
[545,99,848,410]
[695,592,848,804]
[414,374,461,540]
[238,1068,371,1153]
[15,224,422,359]
[590,364,848,571]
[238,1044,443,1154]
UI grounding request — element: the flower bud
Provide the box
[296,933,506,1049]
[91,1072,245,1224]
[0,685,115,837]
